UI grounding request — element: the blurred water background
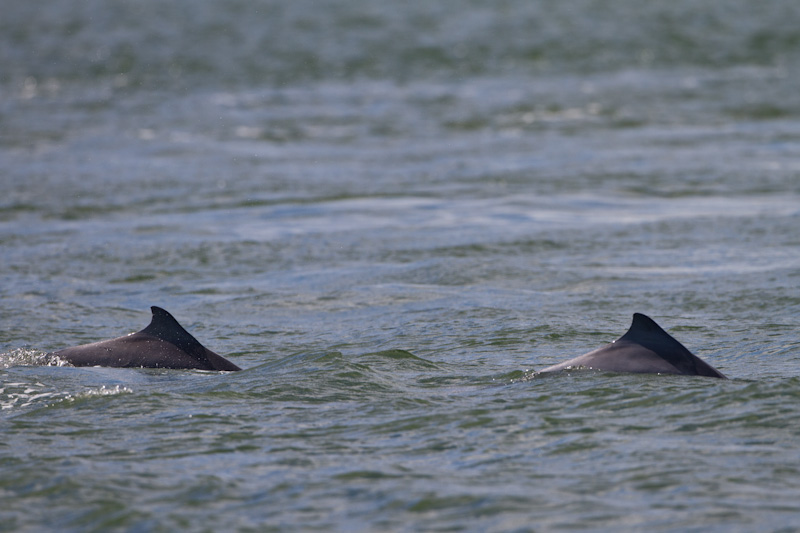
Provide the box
[2,1,800,531]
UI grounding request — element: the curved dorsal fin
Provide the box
[620,313,723,377]
[621,313,670,340]
[141,306,211,365]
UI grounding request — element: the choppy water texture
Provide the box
[2,1,800,531]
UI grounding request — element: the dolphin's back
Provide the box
[539,313,726,378]
[49,307,241,371]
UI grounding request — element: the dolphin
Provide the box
[49,306,241,371]
[538,313,726,378]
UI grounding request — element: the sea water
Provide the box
[2,1,800,531]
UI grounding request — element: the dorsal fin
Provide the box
[620,313,723,377]
[621,313,671,341]
[141,306,212,365]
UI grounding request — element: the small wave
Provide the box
[60,385,134,403]
[0,348,71,369]
[0,375,132,411]
[0,362,133,411]
[0,381,64,410]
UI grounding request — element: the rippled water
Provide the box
[2,1,800,531]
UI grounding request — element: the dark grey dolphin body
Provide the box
[49,306,241,371]
[539,313,726,378]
